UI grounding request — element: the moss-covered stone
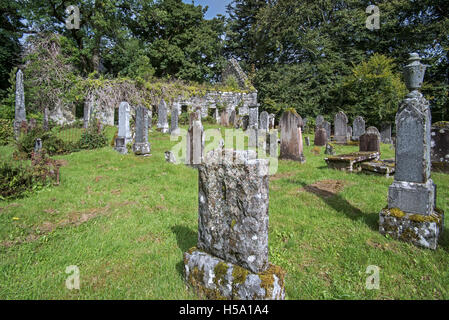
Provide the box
[214,261,229,287]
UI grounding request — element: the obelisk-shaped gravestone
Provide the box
[132,106,151,155]
[379,53,444,250]
[14,69,26,139]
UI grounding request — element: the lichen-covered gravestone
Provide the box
[157,99,169,133]
[315,115,324,129]
[430,121,449,173]
[314,127,327,147]
[352,116,365,141]
[249,106,259,130]
[170,105,180,135]
[323,121,331,141]
[259,111,269,132]
[132,106,151,155]
[14,69,26,139]
[268,114,275,129]
[114,102,132,154]
[334,111,348,144]
[184,149,286,300]
[279,110,305,163]
[359,131,380,153]
[380,123,392,144]
[379,53,444,250]
[186,112,204,166]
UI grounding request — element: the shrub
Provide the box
[78,129,107,150]
[0,160,34,200]
[16,127,69,157]
[0,119,13,145]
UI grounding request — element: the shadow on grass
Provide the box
[171,225,197,277]
[297,181,379,231]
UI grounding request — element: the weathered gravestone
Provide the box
[347,126,353,141]
[352,116,365,141]
[229,110,236,128]
[220,110,230,127]
[279,110,305,163]
[186,112,204,166]
[114,102,132,154]
[259,111,269,132]
[334,111,348,144]
[14,69,26,139]
[305,136,310,147]
[132,106,151,156]
[323,121,331,141]
[380,123,392,144]
[366,126,380,136]
[184,149,286,300]
[324,143,335,155]
[157,99,169,133]
[359,131,381,153]
[249,106,259,129]
[170,105,180,135]
[314,127,327,146]
[268,114,275,129]
[379,53,444,250]
[241,115,249,131]
[431,121,449,173]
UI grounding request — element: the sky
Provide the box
[182,0,233,19]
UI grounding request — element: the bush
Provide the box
[16,127,69,157]
[78,129,107,150]
[0,119,13,145]
[0,160,34,200]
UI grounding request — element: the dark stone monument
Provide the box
[380,123,392,144]
[132,106,151,156]
[379,53,444,250]
[314,127,327,146]
[359,132,380,153]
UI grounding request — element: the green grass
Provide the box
[0,127,448,300]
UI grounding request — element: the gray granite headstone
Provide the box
[366,126,380,136]
[14,69,26,138]
[186,118,204,166]
[249,106,259,129]
[268,113,275,129]
[229,110,236,127]
[170,105,180,135]
[157,99,169,133]
[115,101,132,154]
[132,106,151,155]
[323,121,331,141]
[352,116,365,140]
[334,111,348,143]
[316,115,324,129]
[259,111,269,132]
[380,123,392,144]
[279,110,305,162]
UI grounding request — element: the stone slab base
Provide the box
[184,248,286,300]
[360,159,395,177]
[325,152,380,172]
[379,208,444,250]
[133,142,151,155]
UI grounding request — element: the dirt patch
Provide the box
[269,172,296,182]
[0,203,22,213]
[297,180,350,198]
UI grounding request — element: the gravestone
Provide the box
[279,110,305,163]
[241,115,249,131]
[220,110,229,127]
[334,111,348,144]
[157,99,169,133]
[380,53,444,250]
[347,126,353,141]
[229,110,236,127]
[352,116,365,141]
[380,123,392,144]
[259,111,269,132]
[316,115,324,129]
[184,149,286,300]
[431,122,449,172]
[14,69,26,139]
[359,132,380,153]
[324,143,335,155]
[323,121,331,141]
[268,113,275,129]
[366,126,380,136]
[186,114,204,166]
[170,105,180,135]
[249,106,259,129]
[314,127,327,146]
[132,106,151,156]
[114,102,132,154]
[305,136,310,147]
[303,118,308,133]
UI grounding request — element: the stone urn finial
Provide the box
[404,53,427,91]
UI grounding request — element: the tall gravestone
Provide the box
[114,101,132,154]
[259,111,269,132]
[347,126,353,141]
[132,106,151,155]
[334,111,348,144]
[352,116,365,141]
[170,105,180,135]
[316,115,324,129]
[229,110,236,127]
[157,99,169,133]
[379,53,444,250]
[279,110,305,163]
[14,69,26,139]
[268,113,275,129]
[248,106,259,129]
[359,131,380,153]
[186,112,204,166]
[184,149,286,300]
[220,110,229,127]
[380,123,392,144]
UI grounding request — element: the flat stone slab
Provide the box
[361,159,395,177]
[379,207,444,250]
[184,248,286,300]
[325,152,380,172]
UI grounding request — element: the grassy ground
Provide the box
[0,125,448,299]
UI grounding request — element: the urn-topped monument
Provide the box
[379,53,444,250]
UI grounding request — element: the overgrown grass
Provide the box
[0,127,448,300]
